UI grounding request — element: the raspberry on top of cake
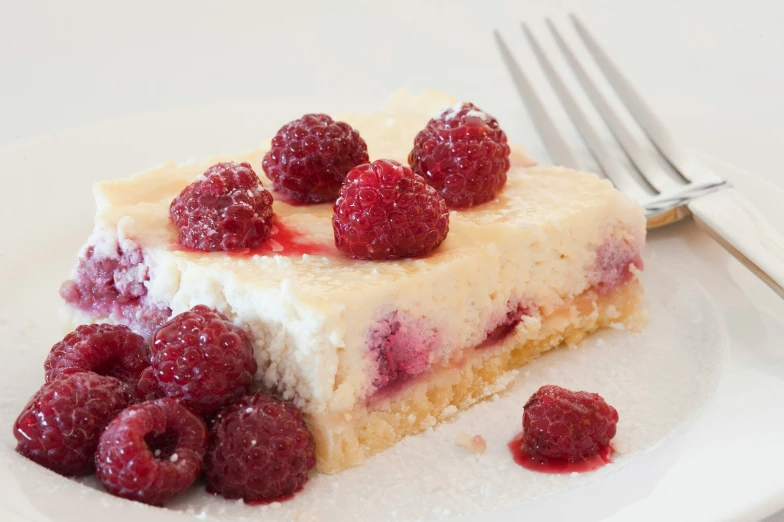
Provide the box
[60,90,645,473]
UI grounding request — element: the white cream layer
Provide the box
[63,90,646,416]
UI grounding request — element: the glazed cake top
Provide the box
[90,90,642,297]
[70,90,646,413]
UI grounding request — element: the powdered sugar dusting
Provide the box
[436,102,466,118]
[435,103,488,121]
[366,311,440,398]
[158,264,722,521]
[7,264,723,521]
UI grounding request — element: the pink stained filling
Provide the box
[170,220,334,257]
[364,303,534,403]
[591,235,643,295]
[111,302,173,339]
[478,302,534,349]
[60,244,172,338]
[365,234,643,401]
[366,312,437,401]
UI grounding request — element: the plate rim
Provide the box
[0,105,783,522]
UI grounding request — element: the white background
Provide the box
[2,1,783,520]
[2,0,784,190]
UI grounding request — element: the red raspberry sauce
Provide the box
[508,432,614,474]
[173,220,332,257]
[252,221,332,256]
[272,193,314,206]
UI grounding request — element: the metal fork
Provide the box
[494,15,784,298]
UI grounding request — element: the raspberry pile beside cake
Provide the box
[59,90,646,474]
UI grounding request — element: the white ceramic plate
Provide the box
[1,99,783,522]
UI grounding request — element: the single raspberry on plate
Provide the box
[409,102,510,208]
[170,162,274,252]
[204,391,316,502]
[44,324,150,389]
[95,398,207,505]
[151,305,257,416]
[13,372,131,476]
[332,159,449,260]
[522,385,619,461]
[262,114,369,203]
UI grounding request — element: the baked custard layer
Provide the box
[60,90,647,473]
[308,279,644,473]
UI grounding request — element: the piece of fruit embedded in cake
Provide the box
[59,236,172,338]
[59,89,645,474]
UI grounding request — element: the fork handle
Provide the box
[687,187,784,298]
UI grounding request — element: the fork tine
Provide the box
[570,14,721,184]
[521,23,651,201]
[545,19,682,195]
[493,30,579,169]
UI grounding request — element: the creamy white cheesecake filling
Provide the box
[61,90,646,420]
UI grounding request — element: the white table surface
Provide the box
[1,1,783,520]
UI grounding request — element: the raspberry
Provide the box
[151,305,257,416]
[332,159,449,260]
[593,236,643,295]
[170,162,274,252]
[204,391,315,502]
[134,366,163,403]
[368,312,432,395]
[95,398,207,505]
[409,102,510,208]
[13,372,131,476]
[262,114,369,203]
[44,324,150,389]
[522,385,619,461]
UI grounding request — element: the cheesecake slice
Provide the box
[60,90,646,473]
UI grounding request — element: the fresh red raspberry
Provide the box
[44,324,150,389]
[409,102,510,208]
[332,159,449,260]
[170,162,274,252]
[134,366,163,403]
[204,391,315,502]
[262,114,369,203]
[522,385,619,461]
[151,305,257,416]
[95,398,207,505]
[13,372,131,476]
